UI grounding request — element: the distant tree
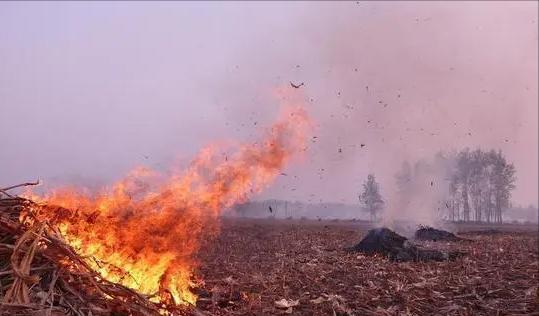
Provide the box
[449,148,516,223]
[489,150,516,223]
[432,151,458,220]
[359,174,384,221]
[454,149,473,221]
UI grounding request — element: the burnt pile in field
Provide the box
[349,227,463,262]
[414,225,464,241]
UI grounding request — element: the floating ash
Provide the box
[349,227,463,262]
[414,225,466,242]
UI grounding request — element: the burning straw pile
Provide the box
[0,183,190,316]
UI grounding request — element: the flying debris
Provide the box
[290,81,304,89]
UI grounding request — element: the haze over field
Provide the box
[1,1,537,210]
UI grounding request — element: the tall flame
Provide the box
[26,93,310,307]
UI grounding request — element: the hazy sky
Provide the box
[1,1,537,206]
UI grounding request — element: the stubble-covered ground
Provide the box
[196,218,538,315]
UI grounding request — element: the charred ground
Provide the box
[196,218,538,315]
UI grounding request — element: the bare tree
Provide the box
[489,150,516,223]
[453,149,472,221]
[450,148,516,223]
[359,174,384,221]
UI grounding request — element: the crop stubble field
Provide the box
[196,218,538,315]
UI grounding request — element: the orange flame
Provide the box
[26,94,310,307]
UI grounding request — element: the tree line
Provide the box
[359,148,517,223]
[448,148,516,223]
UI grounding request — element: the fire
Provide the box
[25,93,310,308]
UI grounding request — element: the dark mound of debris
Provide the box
[349,227,463,262]
[414,225,464,241]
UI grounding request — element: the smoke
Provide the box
[0,2,537,221]
[252,1,538,220]
[381,155,456,228]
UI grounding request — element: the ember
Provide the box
[349,227,462,262]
